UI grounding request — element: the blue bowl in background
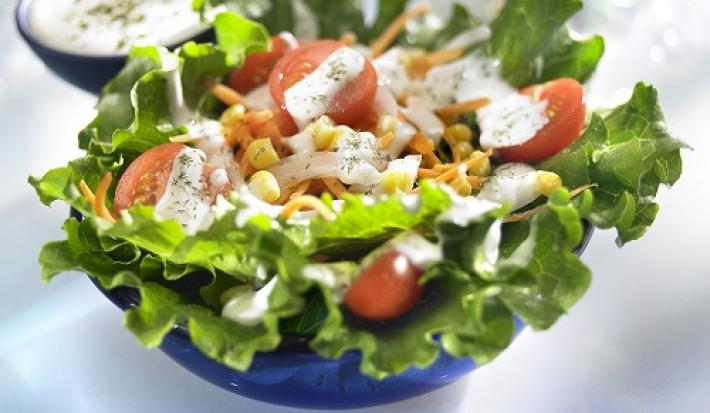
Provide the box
[14,0,214,94]
[88,218,594,410]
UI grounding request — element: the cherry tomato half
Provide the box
[227,34,297,94]
[113,143,231,213]
[344,250,424,321]
[498,78,586,164]
[268,40,378,129]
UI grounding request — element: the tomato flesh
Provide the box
[228,35,296,94]
[344,250,424,321]
[114,143,184,213]
[498,78,586,164]
[268,40,378,129]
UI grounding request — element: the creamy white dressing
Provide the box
[285,47,365,129]
[334,128,389,186]
[243,84,277,111]
[302,264,353,302]
[383,119,417,158]
[268,151,340,189]
[401,97,445,144]
[372,86,399,116]
[221,277,278,326]
[154,147,213,234]
[411,52,514,108]
[29,0,206,56]
[160,49,195,126]
[232,186,283,227]
[438,191,502,227]
[372,47,412,99]
[392,232,442,269]
[477,163,543,211]
[187,120,243,186]
[210,169,230,189]
[478,94,549,149]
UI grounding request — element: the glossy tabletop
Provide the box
[2,1,710,412]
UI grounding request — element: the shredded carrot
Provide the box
[94,172,116,223]
[466,175,484,188]
[421,152,442,168]
[280,195,336,221]
[79,180,96,205]
[321,177,348,198]
[378,131,394,149]
[409,47,465,78]
[442,129,462,163]
[433,149,492,183]
[407,133,435,154]
[246,110,274,124]
[212,84,243,106]
[370,5,431,58]
[169,134,196,144]
[226,123,251,147]
[436,98,491,124]
[340,31,357,46]
[238,149,254,178]
[417,168,438,179]
[290,180,312,200]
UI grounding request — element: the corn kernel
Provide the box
[451,177,472,196]
[458,141,474,159]
[311,116,337,150]
[535,171,562,197]
[247,138,279,170]
[248,170,281,203]
[380,171,415,195]
[446,123,473,143]
[220,104,246,126]
[468,150,491,177]
[376,114,398,138]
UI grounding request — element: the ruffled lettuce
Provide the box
[29,4,686,379]
[539,83,687,245]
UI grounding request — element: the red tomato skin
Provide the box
[228,35,295,94]
[344,250,424,321]
[268,40,378,129]
[114,143,185,213]
[498,78,586,164]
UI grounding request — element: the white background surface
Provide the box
[2,1,709,412]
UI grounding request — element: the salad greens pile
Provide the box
[30,0,685,378]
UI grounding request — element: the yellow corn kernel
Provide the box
[375,114,398,138]
[446,123,473,143]
[311,116,337,150]
[451,177,472,196]
[535,171,562,197]
[247,138,279,170]
[458,141,474,159]
[219,104,246,126]
[468,150,491,177]
[380,171,415,195]
[248,170,281,203]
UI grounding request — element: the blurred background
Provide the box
[1,1,709,412]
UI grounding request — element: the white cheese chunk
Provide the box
[477,163,544,211]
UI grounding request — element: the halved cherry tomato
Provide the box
[227,34,297,94]
[114,143,184,213]
[498,78,586,164]
[268,40,378,129]
[114,143,231,213]
[344,250,424,321]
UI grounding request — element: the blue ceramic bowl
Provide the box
[88,217,594,410]
[15,0,214,94]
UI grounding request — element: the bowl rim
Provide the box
[75,207,595,355]
[15,0,212,61]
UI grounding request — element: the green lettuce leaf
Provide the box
[539,83,687,244]
[484,0,603,86]
[213,11,271,66]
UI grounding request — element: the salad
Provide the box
[30,0,686,379]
